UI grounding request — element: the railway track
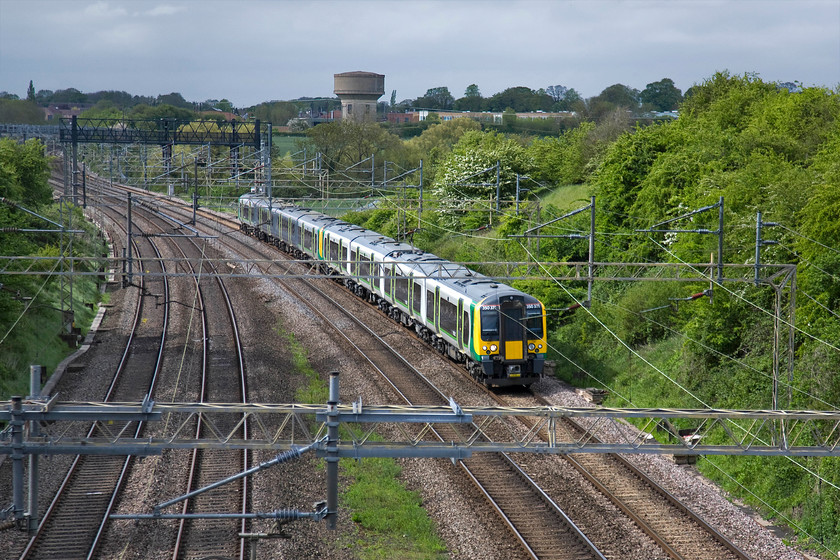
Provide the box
[529,393,749,560]
[21,193,170,559]
[93,180,251,560]
[53,177,757,559]
[223,255,607,559]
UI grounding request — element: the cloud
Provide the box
[143,4,187,17]
[83,1,128,18]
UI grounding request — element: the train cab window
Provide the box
[412,281,422,314]
[526,306,544,339]
[350,249,358,275]
[480,307,499,340]
[462,310,470,346]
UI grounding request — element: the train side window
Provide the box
[412,281,422,314]
[395,271,408,304]
[330,239,339,262]
[384,265,392,296]
[360,254,371,283]
[440,299,456,336]
[426,289,435,323]
[303,227,312,253]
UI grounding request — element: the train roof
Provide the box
[238,194,541,306]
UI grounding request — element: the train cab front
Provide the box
[475,294,547,387]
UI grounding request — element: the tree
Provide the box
[0,138,52,206]
[596,83,640,109]
[390,90,397,108]
[128,103,194,121]
[547,85,583,111]
[486,87,554,112]
[454,84,484,112]
[0,99,45,123]
[156,92,190,109]
[301,120,401,175]
[433,129,534,227]
[640,78,683,111]
[546,85,568,102]
[415,87,454,110]
[51,88,87,103]
[26,80,35,102]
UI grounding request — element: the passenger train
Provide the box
[238,193,547,387]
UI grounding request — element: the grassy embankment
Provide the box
[280,324,448,559]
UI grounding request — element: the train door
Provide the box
[434,287,440,330]
[499,299,525,361]
[457,299,464,350]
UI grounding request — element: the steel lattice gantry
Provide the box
[3,398,840,458]
[59,117,263,147]
[58,116,272,197]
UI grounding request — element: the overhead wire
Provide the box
[647,236,840,354]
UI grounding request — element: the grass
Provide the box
[341,456,447,560]
[538,182,592,211]
[275,322,447,558]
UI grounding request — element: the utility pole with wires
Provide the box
[510,195,596,307]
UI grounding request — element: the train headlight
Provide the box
[538,344,543,350]
[482,345,488,352]
[490,344,498,352]
[528,343,535,351]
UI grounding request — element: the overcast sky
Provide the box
[1,0,838,107]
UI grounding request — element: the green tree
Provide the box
[26,80,35,102]
[598,83,640,108]
[0,138,52,206]
[454,84,484,112]
[0,99,45,124]
[301,120,401,176]
[128,103,195,121]
[640,78,682,111]
[486,86,553,112]
[415,87,455,110]
[51,88,87,103]
[156,92,191,109]
[249,101,299,127]
[433,130,534,227]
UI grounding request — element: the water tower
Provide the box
[333,71,385,121]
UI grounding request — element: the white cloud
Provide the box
[83,1,128,18]
[143,4,187,17]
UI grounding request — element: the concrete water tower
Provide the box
[334,71,385,121]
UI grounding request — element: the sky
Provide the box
[1,0,838,108]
